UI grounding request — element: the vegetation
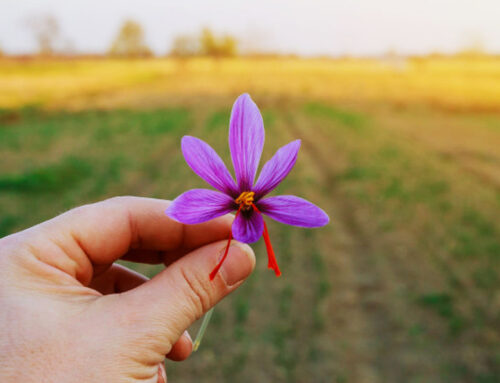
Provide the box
[0,57,498,382]
[1,56,499,111]
[199,28,237,57]
[170,28,238,57]
[26,14,61,56]
[108,20,152,58]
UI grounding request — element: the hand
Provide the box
[0,197,255,382]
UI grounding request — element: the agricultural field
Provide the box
[0,57,499,382]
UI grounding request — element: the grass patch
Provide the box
[205,109,230,133]
[451,208,500,261]
[417,292,465,335]
[137,108,190,137]
[0,156,92,193]
[337,165,380,181]
[303,102,367,131]
[0,215,18,237]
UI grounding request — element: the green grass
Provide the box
[303,102,367,130]
[0,156,92,193]
[0,106,192,230]
[1,101,499,382]
[417,292,465,335]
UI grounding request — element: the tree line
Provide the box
[4,14,489,59]
[23,16,238,58]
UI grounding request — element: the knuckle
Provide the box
[179,267,213,316]
[104,195,133,206]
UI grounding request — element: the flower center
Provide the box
[235,191,255,211]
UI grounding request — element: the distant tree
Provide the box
[169,28,238,58]
[200,29,217,56]
[199,28,237,57]
[170,35,199,57]
[27,14,60,56]
[108,20,152,58]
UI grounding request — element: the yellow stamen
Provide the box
[235,191,255,207]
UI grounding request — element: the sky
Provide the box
[1,0,499,56]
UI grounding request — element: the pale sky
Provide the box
[1,0,499,56]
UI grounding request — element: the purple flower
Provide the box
[166,93,329,279]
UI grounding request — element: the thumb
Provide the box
[116,240,255,353]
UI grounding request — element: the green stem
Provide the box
[193,307,214,351]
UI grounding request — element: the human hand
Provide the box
[0,197,255,382]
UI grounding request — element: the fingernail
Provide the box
[158,364,167,383]
[220,242,255,286]
[183,330,192,344]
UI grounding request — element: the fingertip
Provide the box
[166,331,193,361]
[232,241,256,268]
[219,241,255,286]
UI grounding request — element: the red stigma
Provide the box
[209,205,242,281]
[252,204,281,277]
[209,203,281,281]
[209,230,233,280]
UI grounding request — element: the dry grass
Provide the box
[1,56,500,111]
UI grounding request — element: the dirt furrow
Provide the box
[283,112,402,382]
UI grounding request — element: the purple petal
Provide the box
[258,195,329,228]
[254,139,301,198]
[182,136,238,196]
[166,189,235,224]
[232,211,264,244]
[229,93,265,191]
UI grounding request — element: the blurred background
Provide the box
[1,1,499,382]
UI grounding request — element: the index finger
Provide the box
[32,196,232,283]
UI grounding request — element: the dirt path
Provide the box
[281,108,477,382]
[282,111,397,382]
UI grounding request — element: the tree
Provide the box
[200,28,237,57]
[108,20,152,58]
[27,14,60,56]
[169,28,238,58]
[170,35,199,57]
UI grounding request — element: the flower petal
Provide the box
[258,195,329,228]
[254,139,301,198]
[182,136,238,196]
[166,189,235,224]
[232,211,264,244]
[229,93,265,191]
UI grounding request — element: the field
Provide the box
[1,57,499,382]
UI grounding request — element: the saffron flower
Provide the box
[166,93,329,280]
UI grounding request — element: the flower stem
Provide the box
[193,307,214,352]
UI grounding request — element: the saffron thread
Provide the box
[209,205,242,280]
[252,204,281,277]
[209,231,233,280]
[262,220,281,276]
